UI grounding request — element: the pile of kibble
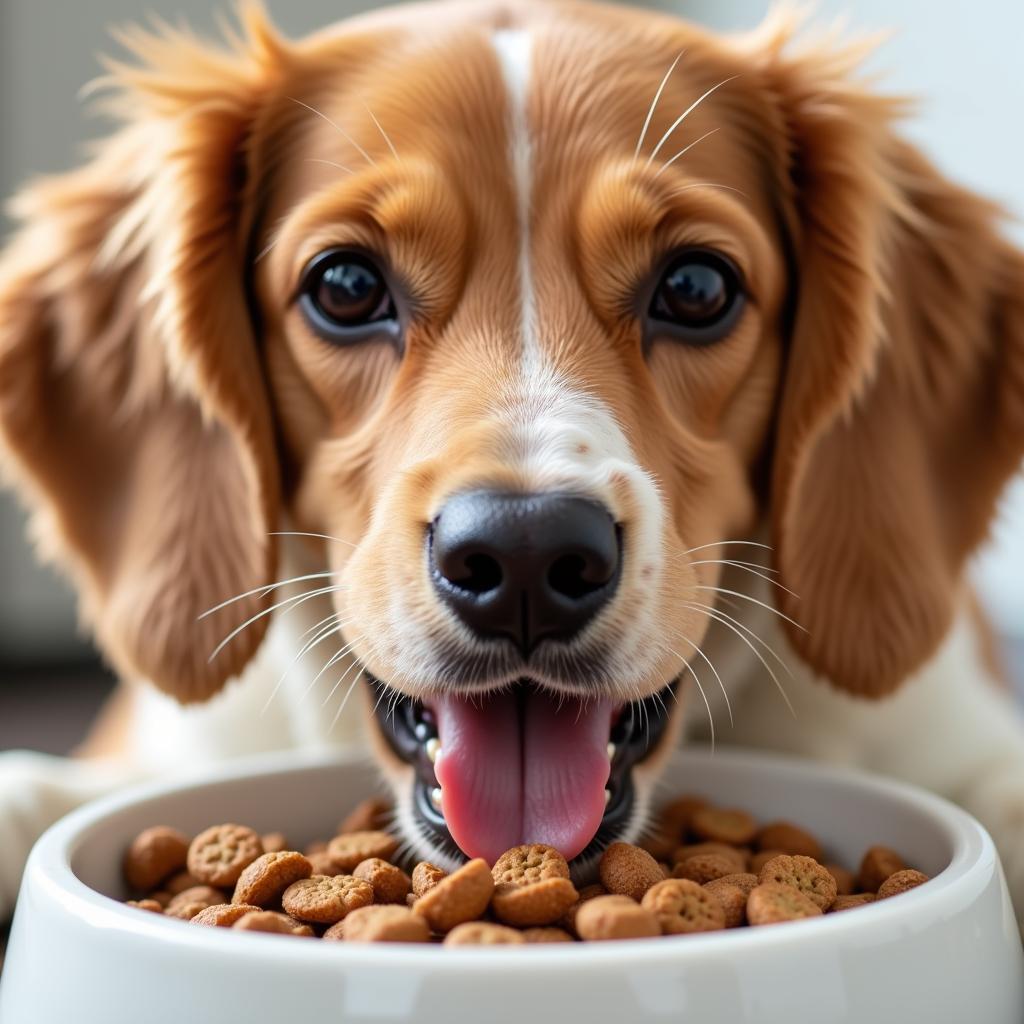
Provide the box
[121,794,929,943]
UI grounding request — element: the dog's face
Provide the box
[1,2,1022,868]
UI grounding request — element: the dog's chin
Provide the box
[365,672,679,878]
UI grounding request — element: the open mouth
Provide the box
[369,675,678,867]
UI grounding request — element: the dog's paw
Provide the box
[0,751,124,922]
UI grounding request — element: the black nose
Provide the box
[429,491,621,655]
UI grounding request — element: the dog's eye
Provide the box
[647,250,744,344]
[298,249,398,343]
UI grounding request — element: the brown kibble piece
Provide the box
[307,851,339,876]
[690,807,758,847]
[877,869,929,900]
[755,822,823,861]
[326,831,399,873]
[167,885,224,914]
[491,845,577,927]
[124,826,190,892]
[747,882,822,925]
[673,852,740,885]
[354,858,411,905]
[233,911,314,936]
[338,797,393,835]
[859,846,907,893]
[758,854,838,911]
[599,842,664,901]
[191,903,262,927]
[575,895,660,941]
[233,851,312,907]
[260,832,289,854]
[825,863,856,896]
[126,899,164,914]
[187,824,263,888]
[674,843,748,873]
[703,873,758,928]
[560,883,607,935]
[165,901,210,921]
[642,795,709,857]
[147,891,172,908]
[412,859,494,933]
[748,849,785,875]
[282,874,373,924]
[164,871,203,896]
[521,927,575,943]
[443,922,526,946]
[641,879,726,935]
[830,893,876,912]
[334,905,431,943]
[305,840,327,857]
[412,862,447,897]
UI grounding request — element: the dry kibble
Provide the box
[326,831,399,873]
[641,879,726,935]
[703,873,758,928]
[125,899,164,914]
[412,862,447,897]
[830,893,877,912]
[599,842,664,901]
[674,843,748,874]
[232,851,312,907]
[283,875,374,924]
[164,871,204,896]
[232,911,314,937]
[757,854,838,912]
[521,927,575,943]
[755,822,823,860]
[260,832,289,854]
[560,882,607,936]
[123,826,190,892]
[825,863,856,896]
[748,849,785,875]
[491,845,579,927]
[165,901,212,921]
[690,807,758,847]
[305,840,328,857]
[335,905,431,943]
[747,883,822,925]
[147,890,173,908]
[575,895,660,941]
[191,903,263,928]
[338,797,393,835]
[859,846,907,893]
[354,858,411,905]
[642,795,709,857]
[443,922,526,946]
[187,825,263,888]
[307,851,339,876]
[877,869,929,900]
[673,852,741,885]
[167,885,224,914]
[412,859,494,933]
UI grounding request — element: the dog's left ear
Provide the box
[0,9,290,702]
[754,26,1024,697]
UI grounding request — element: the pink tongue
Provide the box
[433,690,613,864]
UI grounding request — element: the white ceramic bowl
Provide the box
[1,747,1021,1024]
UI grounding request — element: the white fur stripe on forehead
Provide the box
[490,29,540,377]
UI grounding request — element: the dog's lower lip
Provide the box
[367,674,679,866]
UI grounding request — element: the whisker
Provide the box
[302,634,363,701]
[675,651,715,753]
[668,630,733,727]
[207,584,343,662]
[320,646,365,707]
[685,600,793,678]
[305,157,355,174]
[288,96,377,167]
[686,557,778,574]
[667,182,749,199]
[691,585,806,633]
[652,127,720,179]
[364,103,399,161]
[199,571,335,619]
[687,560,798,598]
[329,664,368,732]
[680,540,773,557]
[645,76,739,167]
[260,613,342,718]
[634,50,684,159]
[269,531,357,549]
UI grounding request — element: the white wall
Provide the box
[1,0,1021,657]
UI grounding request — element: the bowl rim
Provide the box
[24,745,996,970]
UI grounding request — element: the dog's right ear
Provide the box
[0,9,288,702]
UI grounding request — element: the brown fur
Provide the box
[0,1,1020,723]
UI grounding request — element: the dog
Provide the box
[1,0,1023,924]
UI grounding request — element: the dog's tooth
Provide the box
[606,742,616,762]
[425,738,441,764]
[604,789,612,806]
[429,787,443,814]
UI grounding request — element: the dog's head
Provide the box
[2,1,1022,867]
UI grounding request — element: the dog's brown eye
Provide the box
[298,249,398,344]
[647,250,744,344]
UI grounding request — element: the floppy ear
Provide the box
[759,29,1024,697]
[0,11,288,702]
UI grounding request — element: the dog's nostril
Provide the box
[548,553,607,600]
[452,552,503,595]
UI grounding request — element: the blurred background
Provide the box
[1,0,1022,760]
